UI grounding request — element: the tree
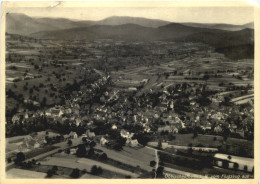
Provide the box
[150,160,156,167]
[188,143,193,155]
[67,140,72,146]
[82,137,87,142]
[157,140,162,149]
[135,133,151,146]
[76,144,87,157]
[66,149,71,154]
[70,168,80,178]
[203,74,210,85]
[91,165,103,175]
[46,169,55,178]
[15,152,25,165]
[222,160,229,169]
[99,153,108,161]
[233,162,239,170]
[91,165,98,175]
[32,159,36,165]
[89,141,96,148]
[52,165,58,172]
[87,147,95,158]
[112,137,126,151]
[156,166,164,178]
[7,158,12,163]
[192,131,198,139]
[97,167,103,175]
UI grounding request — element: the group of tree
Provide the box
[91,165,103,175]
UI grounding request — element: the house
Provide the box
[12,114,21,123]
[144,126,151,133]
[64,107,72,115]
[64,134,70,140]
[236,129,245,138]
[169,101,174,109]
[112,124,117,130]
[18,143,30,152]
[214,125,222,133]
[50,107,64,117]
[130,139,139,147]
[100,136,108,146]
[158,125,178,133]
[70,148,77,155]
[120,129,134,139]
[201,125,212,131]
[86,130,95,138]
[75,118,81,126]
[69,131,78,139]
[19,135,41,150]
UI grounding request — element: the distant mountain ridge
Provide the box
[6,13,170,36]
[182,22,254,31]
[6,13,254,60]
[6,13,253,36]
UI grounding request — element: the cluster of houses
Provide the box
[99,128,139,148]
[17,129,96,153]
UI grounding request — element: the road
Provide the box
[145,146,159,178]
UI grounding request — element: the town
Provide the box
[5,33,254,179]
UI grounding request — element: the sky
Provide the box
[8,7,254,25]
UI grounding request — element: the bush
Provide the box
[150,160,156,167]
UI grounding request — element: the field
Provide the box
[231,94,254,104]
[167,134,253,158]
[6,168,47,178]
[95,144,156,171]
[110,53,253,97]
[39,154,139,178]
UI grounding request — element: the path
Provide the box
[145,146,209,179]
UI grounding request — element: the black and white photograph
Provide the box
[1,2,258,182]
